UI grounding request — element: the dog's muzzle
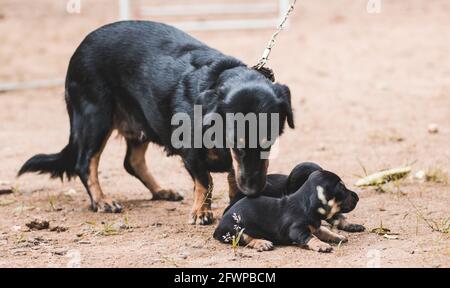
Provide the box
[340,191,359,213]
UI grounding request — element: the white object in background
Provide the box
[119,0,130,20]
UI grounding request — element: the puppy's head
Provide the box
[219,82,294,197]
[307,170,359,219]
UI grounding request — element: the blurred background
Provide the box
[0,1,448,267]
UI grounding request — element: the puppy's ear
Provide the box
[274,84,294,129]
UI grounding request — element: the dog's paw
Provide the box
[152,189,183,201]
[92,197,123,213]
[189,209,214,225]
[307,238,333,253]
[248,239,274,252]
[340,223,365,233]
[331,235,348,244]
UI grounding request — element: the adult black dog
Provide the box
[18,21,294,225]
[214,164,363,252]
[226,162,365,232]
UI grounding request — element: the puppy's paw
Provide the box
[340,223,365,233]
[331,234,348,244]
[92,197,123,213]
[189,209,214,225]
[152,189,183,201]
[307,237,333,253]
[247,239,274,252]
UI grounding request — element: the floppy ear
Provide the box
[274,84,294,129]
[196,89,220,126]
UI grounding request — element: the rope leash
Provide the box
[252,0,298,82]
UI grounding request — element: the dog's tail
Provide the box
[18,142,77,180]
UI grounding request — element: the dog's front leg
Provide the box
[227,168,240,201]
[189,173,214,225]
[289,226,333,253]
[313,226,348,244]
[327,214,365,232]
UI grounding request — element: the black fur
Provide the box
[18,145,76,180]
[18,21,294,212]
[214,165,360,247]
[226,162,322,210]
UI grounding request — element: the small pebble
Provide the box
[428,123,439,134]
[414,170,426,181]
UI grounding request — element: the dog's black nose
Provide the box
[352,191,359,202]
[239,173,266,197]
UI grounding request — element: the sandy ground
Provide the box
[0,0,449,268]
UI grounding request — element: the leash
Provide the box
[252,0,298,82]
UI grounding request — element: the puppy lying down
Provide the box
[214,162,365,253]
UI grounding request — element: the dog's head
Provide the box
[307,170,359,219]
[216,80,294,197]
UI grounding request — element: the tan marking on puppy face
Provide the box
[316,185,327,205]
[327,199,341,219]
[327,198,336,207]
[317,207,327,215]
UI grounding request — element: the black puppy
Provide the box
[18,21,294,224]
[226,162,365,232]
[214,168,361,252]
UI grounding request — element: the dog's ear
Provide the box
[196,89,220,126]
[274,84,294,129]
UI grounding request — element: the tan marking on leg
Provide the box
[227,169,239,200]
[128,142,182,201]
[313,226,347,244]
[327,200,341,219]
[242,233,274,252]
[87,132,122,213]
[230,149,242,189]
[88,152,104,203]
[306,236,333,253]
[129,143,161,193]
[189,176,213,225]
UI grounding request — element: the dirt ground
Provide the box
[0,0,449,268]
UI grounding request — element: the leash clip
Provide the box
[252,65,275,82]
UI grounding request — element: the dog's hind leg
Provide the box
[67,81,121,212]
[327,214,365,232]
[74,121,122,213]
[124,140,183,201]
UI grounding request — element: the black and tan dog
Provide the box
[226,162,365,232]
[214,163,364,252]
[18,21,294,225]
